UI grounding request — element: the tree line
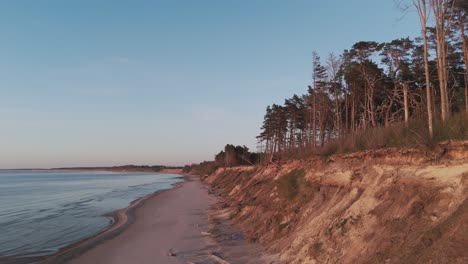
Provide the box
[182,144,259,176]
[215,144,260,167]
[257,0,468,160]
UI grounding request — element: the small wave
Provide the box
[128,182,155,188]
[0,170,182,257]
[62,198,95,209]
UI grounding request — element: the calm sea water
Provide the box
[0,170,182,258]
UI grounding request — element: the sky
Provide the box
[0,0,421,168]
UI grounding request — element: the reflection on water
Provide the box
[0,170,182,257]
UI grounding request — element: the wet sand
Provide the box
[48,175,218,264]
[33,173,276,264]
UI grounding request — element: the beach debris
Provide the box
[167,248,177,257]
[201,231,212,236]
[209,252,230,264]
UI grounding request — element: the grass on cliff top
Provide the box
[338,113,467,151]
[282,113,468,159]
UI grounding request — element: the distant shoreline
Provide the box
[55,167,184,174]
[0,167,183,174]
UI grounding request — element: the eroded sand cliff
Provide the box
[204,141,468,263]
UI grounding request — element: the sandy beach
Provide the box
[41,175,215,264]
[37,173,273,264]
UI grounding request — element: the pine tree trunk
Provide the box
[363,84,368,130]
[307,111,311,147]
[351,93,356,132]
[465,74,468,114]
[403,83,409,126]
[437,37,449,121]
[459,16,468,113]
[432,0,450,121]
[319,112,325,147]
[422,15,434,138]
[312,92,317,148]
[369,85,377,127]
[333,84,340,139]
[385,82,398,127]
[345,92,349,133]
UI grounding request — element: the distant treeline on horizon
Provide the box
[55,165,182,172]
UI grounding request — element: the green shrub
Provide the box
[433,113,468,142]
[184,161,218,176]
[182,164,194,173]
[197,161,219,176]
[276,169,306,200]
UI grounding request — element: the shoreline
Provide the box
[0,174,187,264]
[3,172,272,264]
[64,173,223,264]
[43,175,188,263]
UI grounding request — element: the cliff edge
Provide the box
[203,141,468,263]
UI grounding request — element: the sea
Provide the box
[0,170,183,258]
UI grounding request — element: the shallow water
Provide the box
[0,170,182,257]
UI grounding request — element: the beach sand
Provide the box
[51,175,214,264]
[39,174,272,264]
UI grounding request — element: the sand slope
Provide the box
[204,141,468,263]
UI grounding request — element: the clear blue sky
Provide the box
[0,0,420,168]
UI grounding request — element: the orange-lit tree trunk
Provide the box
[431,0,455,121]
[458,13,468,113]
[413,0,434,138]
